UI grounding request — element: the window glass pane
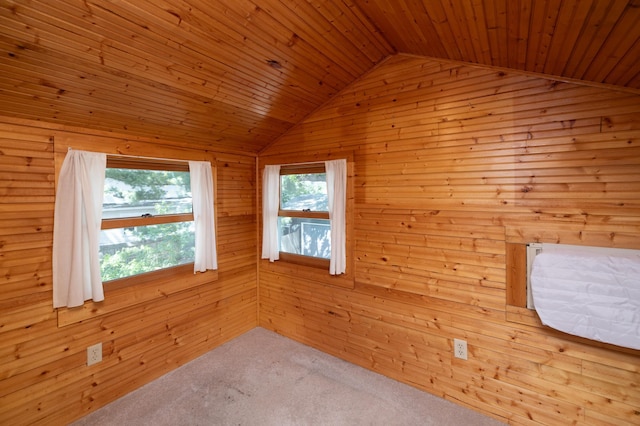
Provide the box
[278,217,331,259]
[103,168,192,219]
[280,173,327,211]
[100,222,195,281]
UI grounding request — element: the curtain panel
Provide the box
[189,161,218,272]
[52,150,106,308]
[261,165,281,262]
[325,159,347,275]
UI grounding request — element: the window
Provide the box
[53,148,218,311]
[262,159,347,275]
[100,157,195,281]
[278,164,330,267]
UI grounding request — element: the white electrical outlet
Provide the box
[453,338,467,360]
[87,342,102,366]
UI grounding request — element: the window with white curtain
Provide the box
[262,159,347,275]
[53,150,217,309]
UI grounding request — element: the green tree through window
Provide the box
[100,167,195,282]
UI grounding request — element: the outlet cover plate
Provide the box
[454,338,468,360]
[87,342,102,366]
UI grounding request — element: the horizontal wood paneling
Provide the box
[0,0,392,153]
[0,118,257,424]
[260,55,640,425]
[1,1,638,156]
[354,0,640,90]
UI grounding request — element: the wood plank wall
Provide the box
[0,118,257,424]
[259,55,640,425]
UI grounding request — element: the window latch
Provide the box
[302,208,311,212]
[141,213,153,218]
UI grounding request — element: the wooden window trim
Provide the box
[279,252,330,269]
[278,210,328,219]
[107,156,189,171]
[277,162,331,267]
[279,163,325,175]
[506,242,527,308]
[101,213,194,230]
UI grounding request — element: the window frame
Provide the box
[277,163,331,269]
[100,156,196,283]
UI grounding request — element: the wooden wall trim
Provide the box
[505,242,527,308]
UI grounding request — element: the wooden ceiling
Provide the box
[0,1,638,154]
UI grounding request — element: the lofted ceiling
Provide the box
[0,0,639,154]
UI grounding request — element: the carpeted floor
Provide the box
[72,328,504,425]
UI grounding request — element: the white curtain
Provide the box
[261,165,281,262]
[52,150,106,308]
[189,161,218,272]
[325,159,347,275]
[531,244,640,350]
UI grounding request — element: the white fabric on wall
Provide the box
[325,159,347,275]
[189,161,218,272]
[261,165,281,262]
[52,150,106,308]
[531,243,640,350]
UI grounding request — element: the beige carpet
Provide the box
[72,328,503,425]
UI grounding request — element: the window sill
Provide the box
[56,264,218,327]
[278,252,330,270]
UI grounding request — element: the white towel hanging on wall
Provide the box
[530,243,640,350]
